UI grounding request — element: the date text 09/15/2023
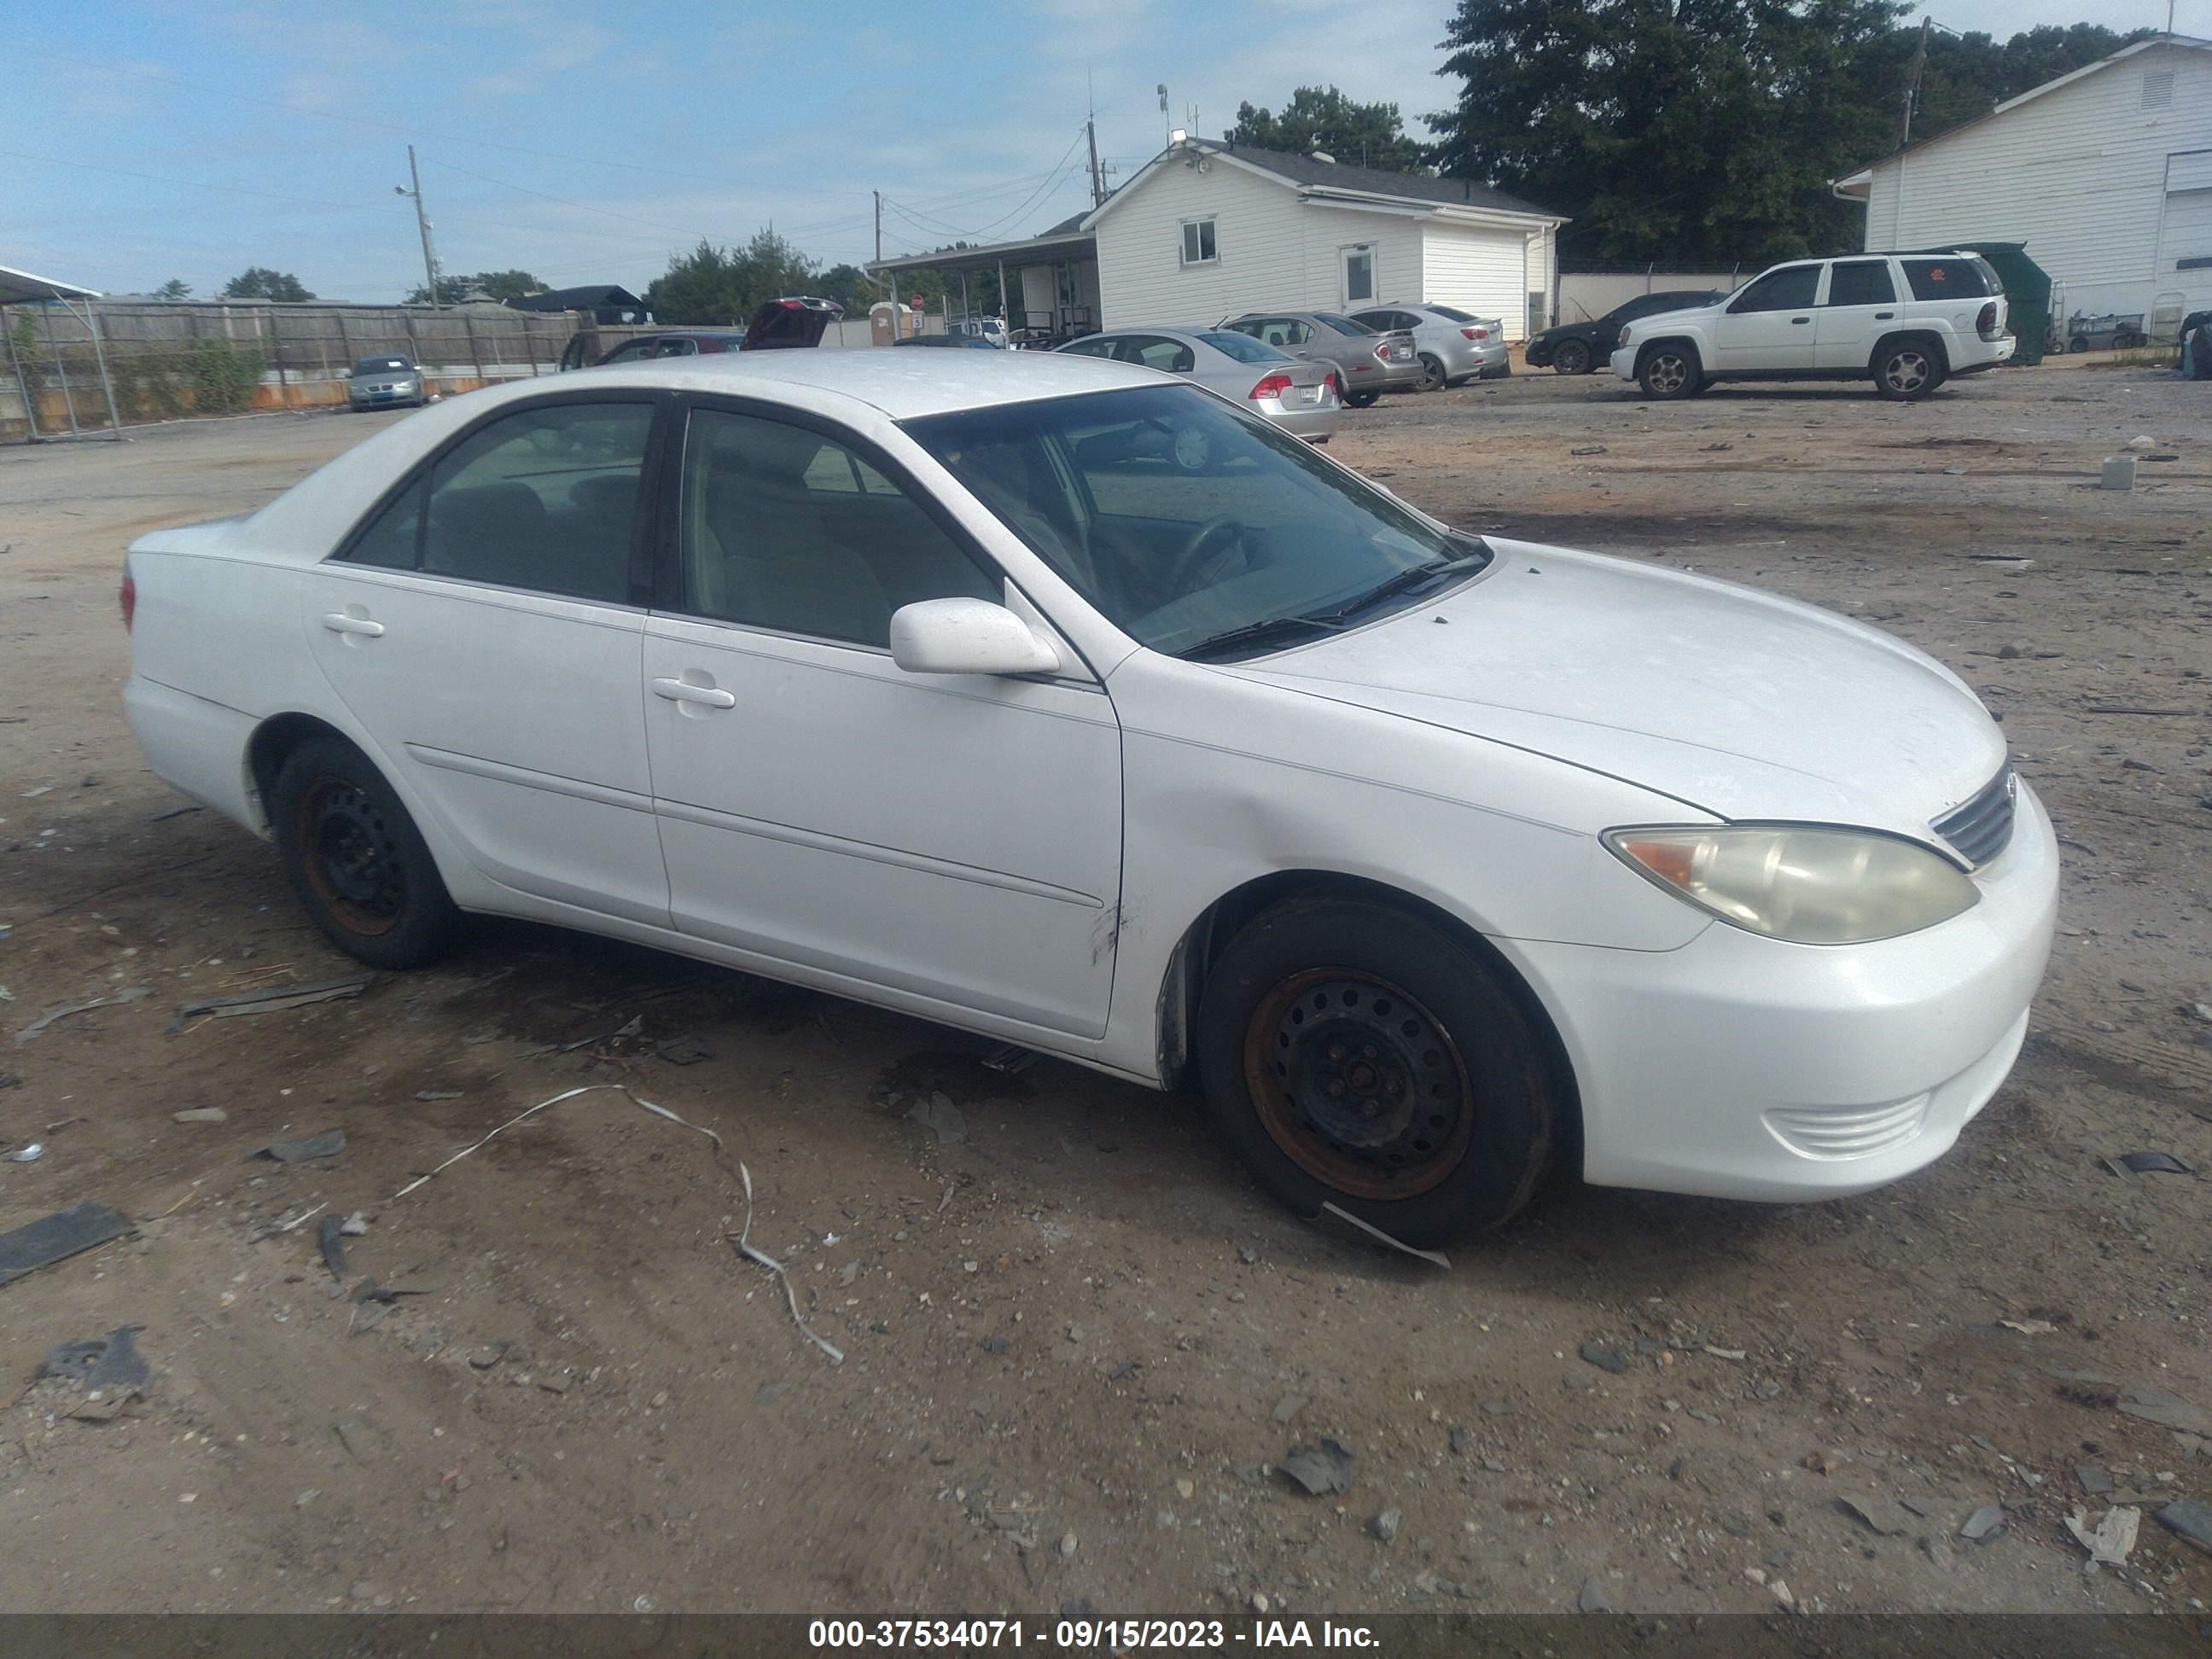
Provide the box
[807,1618,1383,1649]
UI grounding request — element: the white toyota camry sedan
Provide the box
[121,349,2058,1243]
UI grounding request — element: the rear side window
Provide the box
[1197,330,1284,364]
[1057,336,1118,358]
[1121,335,1195,373]
[1427,305,1477,323]
[1731,266,1820,312]
[347,476,428,570]
[1899,259,1995,300]
[1825,260,1896,306]
[1315,313,1373,335]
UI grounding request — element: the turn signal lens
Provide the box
[1249,371,1295,400]
[1604,825,1979,945]
[119,563,136,633]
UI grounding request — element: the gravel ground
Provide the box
[0,364,2207,1618]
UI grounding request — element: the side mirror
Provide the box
[889,598,1062,677]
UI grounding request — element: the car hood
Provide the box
[1225,538,2004,842]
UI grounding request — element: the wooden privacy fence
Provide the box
[2,300,581,439]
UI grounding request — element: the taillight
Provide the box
[1372,342,1391,362]
[1249,371,1295,400]
[1322,371,1340,399]
[119,563,136,633]
[1976,301,1998,339]
[1461,326,1487,341]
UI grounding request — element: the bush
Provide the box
[183,338,265,413]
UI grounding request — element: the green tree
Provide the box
[818,262,888,316]
[1850,22,2155,149]
[221,267,314,302]
[1227,86,1429,172]
[405,269,545,306]
[155,278,192,302]
[645,230,820,325]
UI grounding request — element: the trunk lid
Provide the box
[742,296,843,351]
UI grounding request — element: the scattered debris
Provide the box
[1271,1392,1308,1424]
[1371,1507,1401,1544]
[909,1091,967,1146]
[1703,1345,1747,1360]
[0,1201,136,1289]
[339,1212,368,1237]
[352,1280,433,1306]
[171,973,371,1032]
[172,1108,227,1124]
[2076,1463,2113,1496]
[6,1142,41,1162]
[1316,1202,1449,1268]
[1278,1438,1355,1496]
[729,1161,844,1366]
[42,1326,149,1395]
[655,1033,712,1066]
[2117,1387,2212,1436]
[2064,1505,2139,1566]
[1576,1575,1614,1614]
[148,804,202,822]
[15,987,150,1044]
[391,1082,719,1201]
[2157,1499,2212,1555]
[1837,1494,1912,1536]
[253,1130,345,1163]
[1570,445,1608,457]
[317,1214,348,1278]
[2000,1318,2058,1336]
[2116,1150,2194,1176]
[1959,1505,2007,1543]
[1579,1341,1631,1376]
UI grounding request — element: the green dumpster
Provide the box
[1916,242,2051,366]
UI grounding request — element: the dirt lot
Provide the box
[1,365,2209,1620]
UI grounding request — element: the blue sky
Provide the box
[5,0,2190,302]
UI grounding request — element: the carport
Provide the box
[2,264,124,442]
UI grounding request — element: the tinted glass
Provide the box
[1057,336,1119,358]
[353,356,412,375]
[1198,330,1286,364]
[416,402,653,602]
[346,475,428,569]
[1732,266,1819,312]
[1427,305,1477,323]
[679,409,999,647]
[1316,313,1373,335]
[1826,260,1896,306]
[1900,258,1996,300]
[908,385,1486,659]
[1121,335,1195,373]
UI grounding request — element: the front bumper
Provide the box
[1608,346,1639,381]
[349,383,423,408]
[1506,779,2059,1202]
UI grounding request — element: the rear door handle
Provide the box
[321,613,385,637]
[1874,311,1895,320]
[651,677,736,710]
[1790,317,1811,325]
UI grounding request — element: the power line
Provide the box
[881,127,1091,247]
[0,147,392,215]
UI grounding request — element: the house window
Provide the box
[1341,244,1375,306]
[1180,218,1218,266]
[2143,70,2174,110]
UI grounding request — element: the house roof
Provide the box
[505,284,644,312]
[1833,33,2211,190]
[1083,139,1565,230]
[870,219,1097,277]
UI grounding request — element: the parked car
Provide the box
[1610,253,2012,400]
[1527,291,1726,375]
[346,355,427,411]
[1056,327,1341,445]
[1348,305,1508,388]
[893,332,1005,349]
[558,297,842,370]
[945,316,1009,347]
[1218,311,1421,406]
[120,350,2055,1243]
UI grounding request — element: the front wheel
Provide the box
[271,736,461,970]
[1874,341,1945,400]
[1637,345,1701,399]
[1551,339,1591,375]
[1196,896,1561,1244]
[1414,354,1447,393]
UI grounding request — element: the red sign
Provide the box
[911,294,925,311]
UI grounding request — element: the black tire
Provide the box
[1636,343,1701,399]
[1414,354,1447,393]
[1874,338,1945,400]
[1551,338,1591,375]
[271,736,461,970]
[1343,391,1380,409]
[1196,895,1561,1244]
[2068,336,2088,354]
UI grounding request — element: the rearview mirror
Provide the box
[889,598,1062,677]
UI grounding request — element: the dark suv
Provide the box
[559,297,841,370]
[1526,291,1725,375]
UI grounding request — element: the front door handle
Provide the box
[1790,316,1811,324]
[651,677,736,710]
[1874,311,1895,320]
[321,612,385,637]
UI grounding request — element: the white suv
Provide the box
[1610,252,2014,401]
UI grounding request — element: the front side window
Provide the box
[1730,265,1820,313]
[1826,260,1896,306]
[655,338,700,358]
[1316,313,1374,335]
[1057,336,1119,358]
[1121,335,1195,373]
[1250,317,1308,349]
[341,401,653,603]
[1180,218,1218,265]
[908,385,1487,660]
[679,408,999,647]
[1197,330,1287,364]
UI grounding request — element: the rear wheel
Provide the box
[271,736,461,970]
[1415,354,1447,393]
[1874,339,1945,400]
[1637,344,1701,399]
[1551,339,1591,375]
[1196,896,1561,1244]
[1343,390,1380,409]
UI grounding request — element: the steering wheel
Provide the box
[1161,514,1247,596]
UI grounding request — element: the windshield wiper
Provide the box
[1179,612,1345,661]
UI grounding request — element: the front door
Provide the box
[641,402,1124,1038]
[1813,259,1901,371]
[301,395,672,927]
[1710,264,1820,371]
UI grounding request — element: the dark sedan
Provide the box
[1527,290,1725,375]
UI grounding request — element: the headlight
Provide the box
[1603,824,1978,945]
[1617,326,1633,349]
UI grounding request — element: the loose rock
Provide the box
[1278,1438,1355,1497]
[1371,1507,1401,1544]
[1579,1341,1630,1376]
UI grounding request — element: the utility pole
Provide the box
[874,189,882,265]
[1086,118,1104,208]
[396,145,442,306]
[1897,16,1931,148]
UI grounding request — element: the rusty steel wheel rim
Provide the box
[1243,968,1476,1200]
[296,777,405,937]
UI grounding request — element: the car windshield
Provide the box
[354,357,411,375]
[1427,305,1477,323]
[905,385,1488,660]
[1198,330,1289,364]
[1315,313,1374,335]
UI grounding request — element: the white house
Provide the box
[1832,35,2212,335]
[1084,139,1565,341]
[867,140,1565,345]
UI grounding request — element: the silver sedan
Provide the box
[1056,328,1342,445]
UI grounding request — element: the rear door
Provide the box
[1709,265,1820,370]
[639,399,1124,1037]
[1814,259,1901,371]
[301,393,673,926]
